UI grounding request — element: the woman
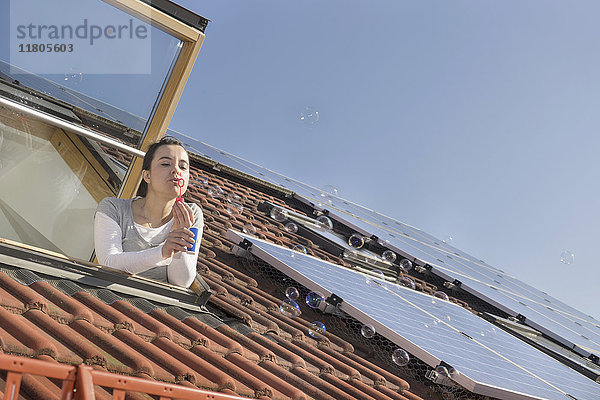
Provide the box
[94,136,203,288]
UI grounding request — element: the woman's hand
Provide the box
[172,200,194,230]
[162,228,195,259]
[162,201,196,259]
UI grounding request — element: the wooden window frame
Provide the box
[101,0,206,200]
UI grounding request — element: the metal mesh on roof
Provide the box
[92,288,124,305]
[168,306,225,329]
[228,320,254,336]
[50,280,85,296]
[127,297,159,313]
[165,306,192,321]
[6,269,43,286]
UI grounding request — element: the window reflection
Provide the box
[2,0,183,140]
[0,101,125,259]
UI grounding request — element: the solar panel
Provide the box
[292,198,600,356]
[366,228,600,357]
[289,206,600,358]
[227,230,600,400]
[314,217,600,360]
[169,133,600,360]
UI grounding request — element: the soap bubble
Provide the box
[285,287,300,300]
[382,250,396,263]
[400,259,413,271]
[432,291,450,308]
[365,270,385,288]
[318,185,337,206]
[316,215,333,230]
[435,366,450,378]
[377,238,390,247]
[305,292,324,308]
[424,318,439,329]
[226,202,243,215]
[343,249,358,260]
[365,256,380,266]
[270,207,288,222]
[448,367,460,378]
[480,326,497,338]
[392,348,410,366]
[320,184,338,197]
[560,250,574,265]
[348,233,365,249]
[208,185,223,199]
[285,222,298,233]
[317,196,332,207]
[64,71,83,84]
[300,106,319,124]
[442,235,453,244]
[308,321,326,339]
[279,299,301,317]
[398,276,416,290]
[314,220,329,231]
[242,224,257,235]
[197,175,209,186]
[291,244,307,256]
[361,324,376,338]
[227,193,241,203]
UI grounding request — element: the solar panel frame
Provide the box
[227,230,600,400]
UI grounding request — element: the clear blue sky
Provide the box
[170,0,600,320]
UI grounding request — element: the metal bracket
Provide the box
[414,265,427,273]
[438,360,453,371]
[239,239,253,251]
[443,281,455,290]
[425,369,441,382]
[322,303,347,318]
[425,362,458,387]
[326,293,343,307]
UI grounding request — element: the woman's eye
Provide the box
[161,163,170,166]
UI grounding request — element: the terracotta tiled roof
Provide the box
[0,145,479,400]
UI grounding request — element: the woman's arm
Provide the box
[94,211,169,274]
[166,234,201,287]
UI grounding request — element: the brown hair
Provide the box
[136,136,187,198]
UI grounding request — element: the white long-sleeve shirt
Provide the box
[94,197,203,288]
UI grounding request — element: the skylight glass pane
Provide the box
[0,0,182,138]
[0,97,127,259]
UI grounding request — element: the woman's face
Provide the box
[142,144,190,199]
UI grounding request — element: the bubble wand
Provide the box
[177,177,199,252]
[176,178,184,203]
